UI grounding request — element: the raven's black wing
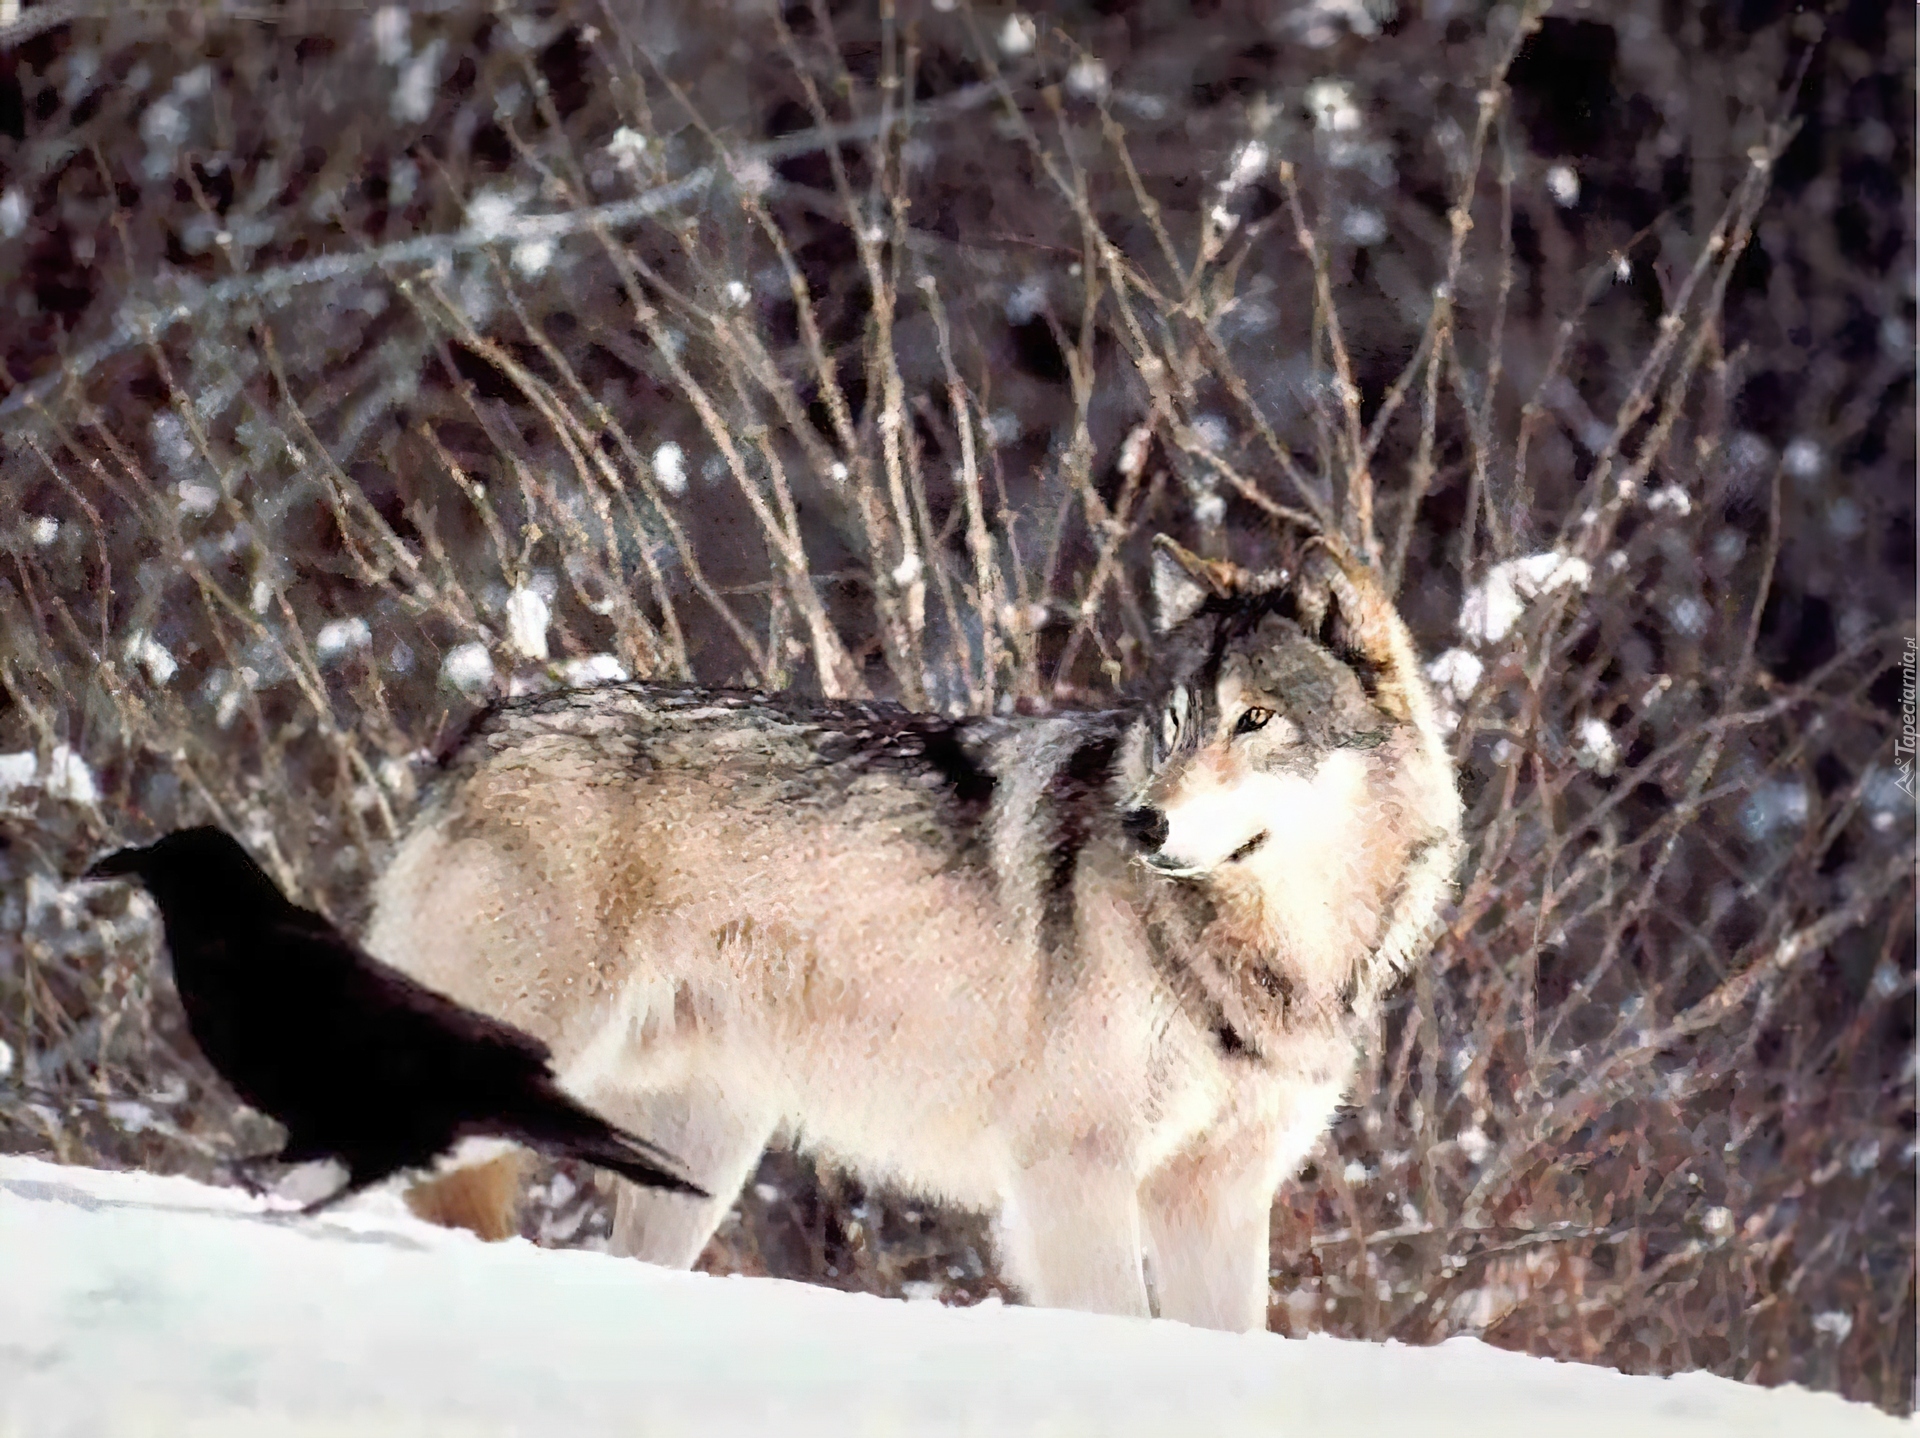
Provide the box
[266,905,554,1070]
[262,904,703,1196]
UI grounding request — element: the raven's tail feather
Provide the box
[507,1085,708,1199]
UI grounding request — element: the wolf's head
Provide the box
[1120,534,1446,883]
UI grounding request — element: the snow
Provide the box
[0,748,39,797]
[371,5,410,66]
[1574,716,1620,776]
[44,744,100,805]
[1425,648,1482,703]
[1459,551,1593,645]
[1066,57,1110,99]
[175,479,221,517]
[1223,141,1270,194]
[651,440,687,497]
[0,186,27,240]
[505,585,551,661]
[314,616,373,660]
[1647,484,1693,517]
[1783,437,1824,481]
[510,239,554,278]
[464,191,523,242]
[0,1158,1904,1438]
[1306,79,1362,134]
[562,653,630,686]
[606,125,651,173]
[440,641,496,695]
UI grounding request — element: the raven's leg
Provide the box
[222,1135,332,1197]
[217,1158,271,1197]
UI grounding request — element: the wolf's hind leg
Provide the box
[995,1155,1151,1319]
[599,1076,777,1268]
[404,1147,534,1241]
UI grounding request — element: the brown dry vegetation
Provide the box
[0,0,1912,1414]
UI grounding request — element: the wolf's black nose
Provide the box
[1122,807,1169,852]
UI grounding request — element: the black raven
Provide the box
[84,825,706,1213]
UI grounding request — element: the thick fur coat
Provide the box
[368,537,1462,1329]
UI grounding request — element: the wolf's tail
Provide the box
[503,1084,709,1198]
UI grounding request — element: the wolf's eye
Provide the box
[1236,707,1274,735]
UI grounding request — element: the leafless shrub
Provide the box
[1,0,1910,1413]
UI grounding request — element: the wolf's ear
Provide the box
[1151,535,1252,632]
[1294,538,1421,723]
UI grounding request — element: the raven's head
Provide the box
[81,843,150,881]
[82,827,288,912]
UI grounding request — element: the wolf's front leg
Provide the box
[1139,1138,1280,1332]
[995,1155,1151,1318]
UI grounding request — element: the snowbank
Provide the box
[0,1156,1903,1437]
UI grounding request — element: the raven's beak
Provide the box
[81,846,144,881]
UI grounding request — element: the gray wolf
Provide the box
[367,535,1461,1327]
[82,826,705,1211]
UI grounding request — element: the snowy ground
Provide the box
[1,1157,1905,1438]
